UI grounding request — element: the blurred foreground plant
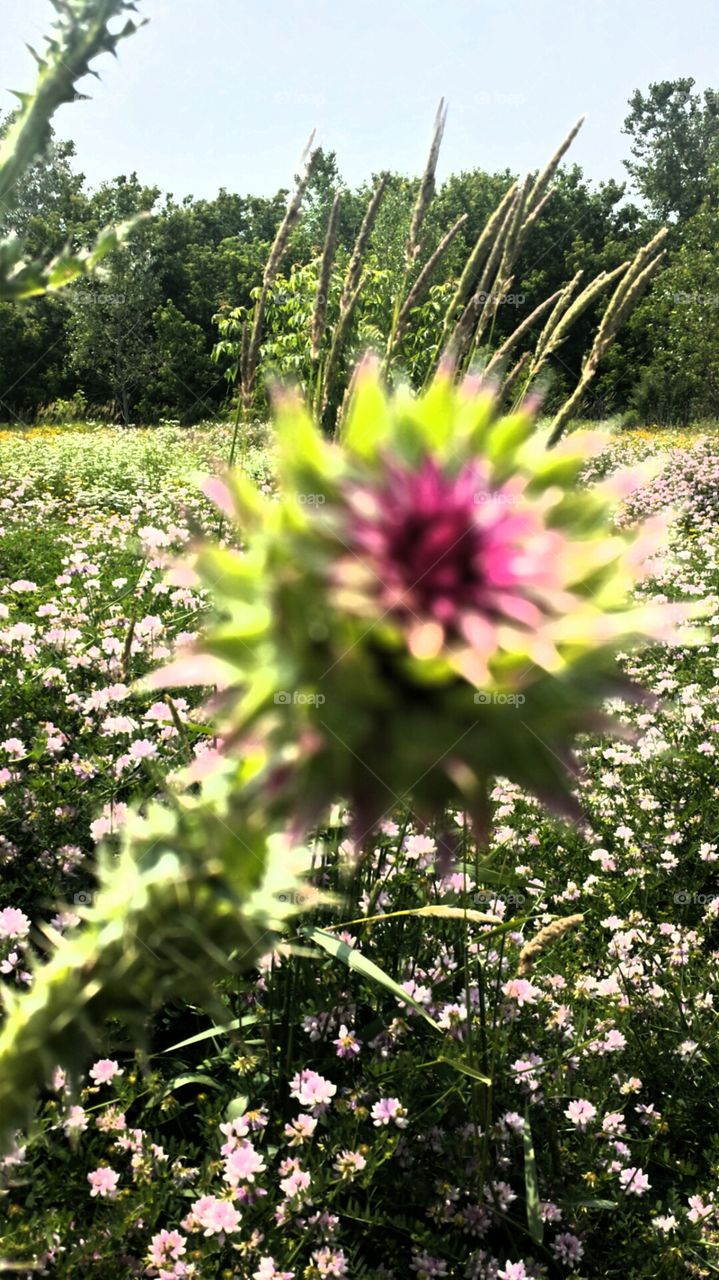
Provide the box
[0,0,146,302]
[155,364,704,842]
[0,757,318,1143]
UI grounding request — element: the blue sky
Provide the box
[3,0,718,201]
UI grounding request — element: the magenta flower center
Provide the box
[340,455,564,649]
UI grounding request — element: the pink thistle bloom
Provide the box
[0,907,30,939]
[89,1058,123,1086]
[371,1097,408,1128]
[335,455,567,678]
[87,1166,119,1198]
[564,1099,597,1130]
[0,739,26,760]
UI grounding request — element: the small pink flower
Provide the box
[564,1099,597,1130]
[284,1114,317,1146]
[89,1058,123,1086]
[253,1260,295,1280]
[333,1025,362,1059]
[404,834,436,861]
[147,1229,187,1267]
[193,1195,241,1236]
[619,1167,651,1196]
[371,1097,408,1128]
[223,1140,266,1185]
[289,1069,337,1113]
[88,1166,119,1198]
[333,1149,367,1179]
[279,1163,311,1200]
[502,977,541,1007]
[128,738,158,761]
[498,1263,530,1280]
[63,1105,88,1136]
[0,907,30,938]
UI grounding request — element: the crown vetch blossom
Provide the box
[151,362,705,836]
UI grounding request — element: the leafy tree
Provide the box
[152,299,217,422]
[66,236,161,424]
[613,203,719,423]
[623,79,719,222]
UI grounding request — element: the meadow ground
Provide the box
[2,421,719,1278]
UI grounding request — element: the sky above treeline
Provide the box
[2,0,717,202]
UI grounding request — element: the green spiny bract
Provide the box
[0,0,146,302]
[0,758,314,1149]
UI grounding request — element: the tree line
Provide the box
[1,76,718,427]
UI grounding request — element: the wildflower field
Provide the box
[1,418,719,1279]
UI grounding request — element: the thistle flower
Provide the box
[153,363,705,839]
[332,453,570,675]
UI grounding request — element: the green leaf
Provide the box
[161,1015,257,1053]
[435,1055,491,1085]
[303,926,441,1032]
[225,1095,249,1122]
[160,1073,222,1097]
